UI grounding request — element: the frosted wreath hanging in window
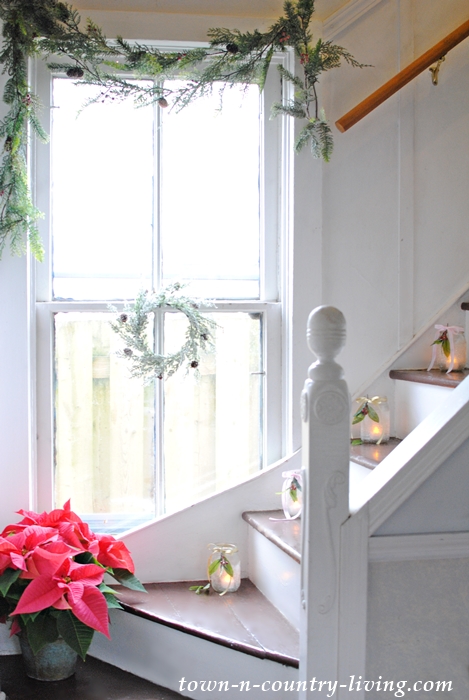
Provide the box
[110,283,217,382]
[0,0,368,262]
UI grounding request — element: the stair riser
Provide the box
[394,381,453,437]
[247,528,300,630]
[90,610,299,700]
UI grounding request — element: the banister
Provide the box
[335,17,469,133]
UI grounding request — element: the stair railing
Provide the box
[336,17,469,133]
[299,306,351,696]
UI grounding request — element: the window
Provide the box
[35,47,288,533]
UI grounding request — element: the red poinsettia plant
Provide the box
[0,501,145,660]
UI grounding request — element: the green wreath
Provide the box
[110,283,217,382]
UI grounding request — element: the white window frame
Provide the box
[32,43,294,517]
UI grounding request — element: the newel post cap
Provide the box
[307,306,346,362]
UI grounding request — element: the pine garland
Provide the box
[109,283,217,382]
[0,0,368,261]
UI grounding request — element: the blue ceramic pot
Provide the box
[19,635,77,681]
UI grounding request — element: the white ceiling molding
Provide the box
[323,0,384,40]
[369,532,469,562]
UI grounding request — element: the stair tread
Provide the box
[350,437,402,469]
[389,368,469,388]
[0,654,184,700]
[243,510,301,563]
[114,579,299,668]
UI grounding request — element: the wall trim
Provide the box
[369,531,469,562]
[323,0,384,40]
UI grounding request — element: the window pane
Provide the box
[51,79,154,300]
[163,312,263,513]
[54,313,156,531]
[161,83,261,299]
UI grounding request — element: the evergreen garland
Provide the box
[109,283,217,382]
[0,0,368,260]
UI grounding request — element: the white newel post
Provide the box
[299,306,351,696]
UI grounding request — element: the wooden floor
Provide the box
[0,655,185,700]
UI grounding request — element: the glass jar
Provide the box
[436,331,466,372]
[360,398,390,444]
[207,544,240,594]
[281,470,303,519]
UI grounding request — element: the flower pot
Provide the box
[19,636,77,681]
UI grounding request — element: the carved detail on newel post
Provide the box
[299,306,351,694]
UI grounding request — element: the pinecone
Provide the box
[123,348,133,356]
[226,43,239,54]
[66,66,84,79]
[190,361,199,369]
[119,314,128,323]
[158,97,169,108]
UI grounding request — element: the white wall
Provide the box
[367,557,469,698]
[322,0,469,395]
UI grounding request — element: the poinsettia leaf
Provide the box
[189,583,210,595]
[102,592,123,610]
[442,338,451,358]
[110,568,146,592]
[74,551,98,565]
[367,405,380,422]
[13,575,63,614]
[208,558,221,576]
[0,568,21,597]
[98,583,118,595]
[56,610,94,661]
[221,559,234,578]
[69,586,110,638]
[351,438,363,446]
[24,612,59,655]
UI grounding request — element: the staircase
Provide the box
[92,306,469,699]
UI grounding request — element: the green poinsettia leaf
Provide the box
[0,568,21,597]
[367,404,380,422]
[23,612,59,655]
[102,592,123,610]
[75,551,99,565]
[442,337,451,358]
[208,558,221,576]
[57,610,94,661]
[110,569,146,592]
[189,583,210,595]
[351,438,363,446]
[220,558,234,578]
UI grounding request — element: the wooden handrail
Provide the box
[336,17,469,133]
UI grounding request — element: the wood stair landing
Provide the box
[350,437,402,470]
[114,579,299,668]
[0,654,184,700]
[389,368,469,388]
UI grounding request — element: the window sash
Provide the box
[33,45,288,521]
